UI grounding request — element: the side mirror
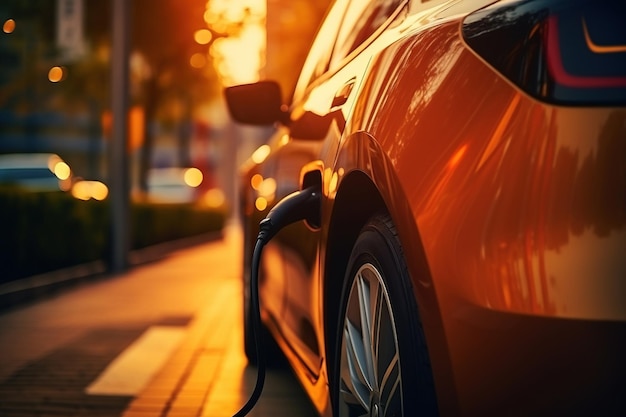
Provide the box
[224,81,288,126]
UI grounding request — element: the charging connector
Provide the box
[232,186,320,417]
[258,186,321,243]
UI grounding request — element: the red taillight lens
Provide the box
[463,0,626,106]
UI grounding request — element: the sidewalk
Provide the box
[0,223,317,417]
[0,230,223,312]
[120,224,318,417]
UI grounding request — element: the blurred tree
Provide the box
[1,0,220,189]
[0,0,55,111]
[131,0,220,191]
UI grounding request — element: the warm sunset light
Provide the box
[184,167,203,187]
[204,0,266,86]
[211,25,264,85]
[3,19,15,34]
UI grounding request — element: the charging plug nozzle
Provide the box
[257,186,320,243]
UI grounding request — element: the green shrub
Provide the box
[0,186,228,283]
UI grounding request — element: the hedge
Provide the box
[0,186,228,283]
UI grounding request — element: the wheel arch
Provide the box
[321,142,459,415]
[323,170,386,390]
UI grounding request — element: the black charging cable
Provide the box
[232,186,320,417]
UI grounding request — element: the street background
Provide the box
[1,1,332,415]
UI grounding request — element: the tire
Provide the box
[333,214,438,416]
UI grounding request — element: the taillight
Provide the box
[462,0,626,106]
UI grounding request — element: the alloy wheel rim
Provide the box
[339,263,403,417]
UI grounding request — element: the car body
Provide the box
[225,0,626,416]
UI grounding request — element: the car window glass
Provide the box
[292,0,352,104]
[329,0,404,69]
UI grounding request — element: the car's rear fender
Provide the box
[323,131,460,416]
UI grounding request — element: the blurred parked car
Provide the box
[0,153,72,192]
[138,167,205,203]
[225,0,626,416]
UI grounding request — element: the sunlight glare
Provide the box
[204,0,266,86]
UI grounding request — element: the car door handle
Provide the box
[332,79,356,108]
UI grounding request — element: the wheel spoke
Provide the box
[356,271,377,388]
[340,263,404,416]
[380,354,401,416]
[370,273,384,391]
[343,319,372,408]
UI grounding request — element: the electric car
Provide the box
[225,0,626,415]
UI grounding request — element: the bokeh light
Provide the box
[202,188,226,208]
[251,144,270,164]
[53,162,71,180]
[72,180,109,201]
[257,177,276,198]
[250,173,263,190]
[255,197,268,211]
[190,53,207,69]
[184,167,203,187]
[48,66,65,83]
[194,29,212,45]
[3,19,15,34]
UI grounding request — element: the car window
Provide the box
[329,0,405,69]
[292,0,352,104]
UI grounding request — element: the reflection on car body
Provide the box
[226,0,626,416]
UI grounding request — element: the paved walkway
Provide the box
[0,224,318,417]
[122,279,316,417]
[120,225,317,417]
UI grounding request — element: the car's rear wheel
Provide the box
[334,214,438,416]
